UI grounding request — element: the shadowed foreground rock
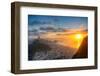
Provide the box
[28,39,76,60]
[72,36,88,58]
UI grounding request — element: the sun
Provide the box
[75,34,83,48]
[75,34,83,40]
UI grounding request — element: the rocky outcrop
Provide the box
[72,36,88,58]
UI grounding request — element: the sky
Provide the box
[28,15,88,30]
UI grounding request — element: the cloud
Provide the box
[29,20,52,26]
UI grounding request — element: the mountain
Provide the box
[72,36,88,58]
[28,39,76,60]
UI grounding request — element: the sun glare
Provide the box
[75,34,83,40]
[75,33,84,48]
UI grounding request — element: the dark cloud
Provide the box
[29,20,52,25]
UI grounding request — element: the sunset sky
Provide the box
[28,15,88,60]
[28,15,88,30]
